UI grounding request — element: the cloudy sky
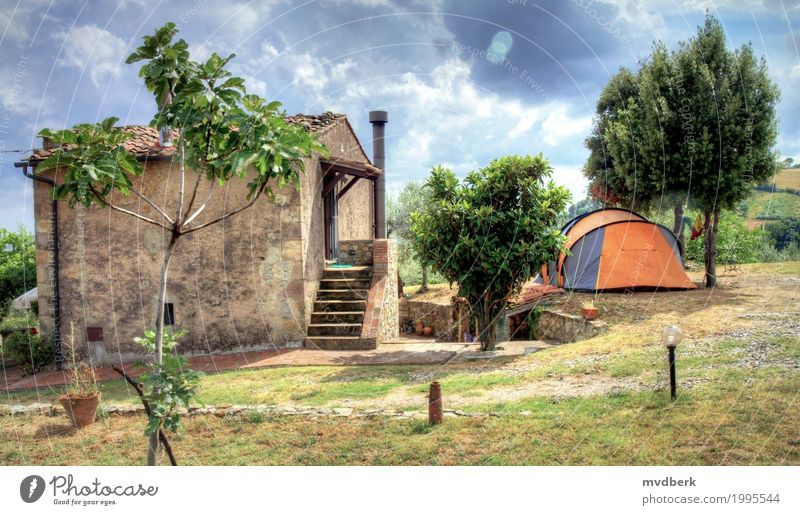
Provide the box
[1,0,799,231]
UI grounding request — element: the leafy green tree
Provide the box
[387,181,433,291]
[411,154,570,351]
[598,15,779,286]
[675,16,779,286]
[584,67,654,210]
[35,23,325,465]
[0,227,36,315]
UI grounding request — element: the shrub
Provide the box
[685,211,767,265]
[3,332,53,375]
[0,310,39,333]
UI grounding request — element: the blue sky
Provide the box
[1,0,799,232]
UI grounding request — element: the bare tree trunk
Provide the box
[703,210,719,288]
[419,266,429,293]
[475,295,497,351]
[673,203,685,250]
[147,232,178,466]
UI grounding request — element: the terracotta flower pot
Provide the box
[581,307,599,321]
[415,321,424,335]
[423,326,433,337]
[59,392,101,429]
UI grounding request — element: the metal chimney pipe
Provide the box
[369,110,388,239]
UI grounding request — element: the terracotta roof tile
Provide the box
[26,112,346,162]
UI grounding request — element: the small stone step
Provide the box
[314,300,367,312]
[323,266,373,279]
[311,311,365,324]
[315,289,369,301]
[320,277,372,290]
[306,336,377,351]
[307,323,362,337]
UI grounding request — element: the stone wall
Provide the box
[533,310,607,343]
[338,240,373,266]
[397,297,472,342]
[32,117,375,364]
[299,119,373,332]
[360,239,398,344]
[374,239,398,343]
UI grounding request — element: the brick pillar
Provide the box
[372,239,395,275]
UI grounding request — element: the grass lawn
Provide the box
[1,262,798,465]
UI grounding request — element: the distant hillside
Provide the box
[742,169,800,226]
[771,168,800,190]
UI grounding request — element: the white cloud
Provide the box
[791,64,800,80]
[540,108,592,146]
[292,53,329,92]
[57,25,127,88]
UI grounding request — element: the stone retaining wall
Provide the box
[533,310,607,343]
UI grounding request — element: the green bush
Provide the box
[685,211,768,265]
[0,311,39,333]
[3,332,53,375]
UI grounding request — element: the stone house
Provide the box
[17,111,398,364]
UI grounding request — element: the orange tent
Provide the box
[538,208,696,291]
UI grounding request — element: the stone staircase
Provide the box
[306,265,376,350]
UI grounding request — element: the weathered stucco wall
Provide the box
[338,176,373,241]
[34,160,307,363]
[32,117,375,364]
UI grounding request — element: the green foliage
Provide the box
[3,332,53,375]
[410,154,570,350]
[37,118,142,208]
[0,227,36,316]
[135,329,203,436]
[685,211,767,265]
[0,311,38,333]
[387,182,440,286]
[763,217,800,251]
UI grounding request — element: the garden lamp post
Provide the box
[661,325,683,400]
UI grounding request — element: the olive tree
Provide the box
[35,23,325,465]
[598,15,779,287]
[386,181,433,291]
[410,155,570,351]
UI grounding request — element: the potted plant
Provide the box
[415,320,424,335]
[580,300,599,321]
[59,323,101,429]
[423,326,433,337]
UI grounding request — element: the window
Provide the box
[164,303,175,326]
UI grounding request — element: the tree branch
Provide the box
[180,180,215,229]
[130,188,174,225]
[176,139,186,225]
[90,187,172,230]
[111,366,177,466]
[179,183,265,235]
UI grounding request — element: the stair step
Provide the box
[320,278,372,289]
[306,336,377,351]
[316,289,369,301]
[311,311,365,324]
[323,266,373,279]
[307,323,362,337]
[314,300,367,312]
